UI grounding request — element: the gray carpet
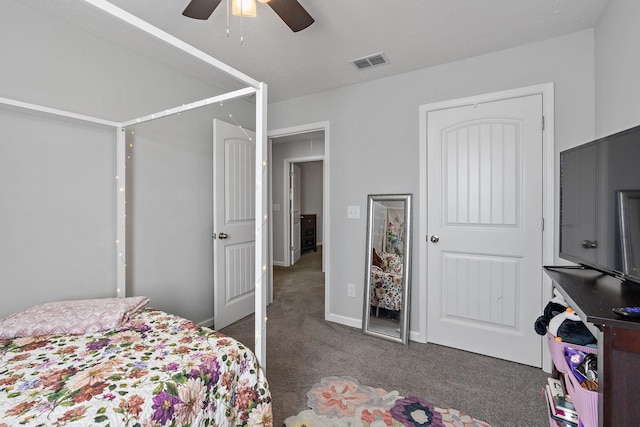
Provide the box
[220,248,549,427]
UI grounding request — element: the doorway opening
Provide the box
[284,158,323,266]
[268,122,329,318]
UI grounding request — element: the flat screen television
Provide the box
[559,124,640,284]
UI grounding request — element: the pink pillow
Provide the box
[0,296,149,339]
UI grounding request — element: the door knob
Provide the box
[218,232,229,240]
[430,235,439,243]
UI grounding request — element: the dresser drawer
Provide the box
[302,237,316,250]
[300,214,317,253]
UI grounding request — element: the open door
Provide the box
[213,119,256,329]
[290,163,302,264]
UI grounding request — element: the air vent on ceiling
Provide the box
[350,52,389,70]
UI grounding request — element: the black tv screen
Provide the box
[559,124,640,284]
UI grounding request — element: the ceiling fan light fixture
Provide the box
[232,0,257,17]
[183,0,313,33]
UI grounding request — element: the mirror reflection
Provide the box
[362,194,412,344]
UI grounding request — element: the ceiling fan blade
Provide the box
[182,0,222,20]
[266,0,314,32]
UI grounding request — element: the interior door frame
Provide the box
[418,83,555,372]
[268,121,330,315]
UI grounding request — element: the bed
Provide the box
[0,0,268,368]
[1,4,271,424]
[0,298,271,426]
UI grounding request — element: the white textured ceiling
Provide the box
[18,0,609,103]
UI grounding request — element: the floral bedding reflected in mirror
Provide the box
[363,194,412,344]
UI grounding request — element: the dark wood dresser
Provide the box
[544,266,640,427]
[300,214,317,253]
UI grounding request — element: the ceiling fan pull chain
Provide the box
[226,0,230,38]
[240,11,244,44]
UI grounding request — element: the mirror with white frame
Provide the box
[362,194,412,344]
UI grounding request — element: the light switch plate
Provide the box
[347,283,356,297]
[347,205,360,219]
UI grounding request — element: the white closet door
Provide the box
[427,94,544,367]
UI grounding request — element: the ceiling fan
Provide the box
[182,0,314,32]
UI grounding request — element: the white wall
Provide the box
[0,1,255,323]
[268,30,596,333]
[0,109,116,316]
[594,0,640,137]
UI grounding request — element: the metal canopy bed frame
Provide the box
[0,0,268,368]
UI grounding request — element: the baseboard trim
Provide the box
[325,313,361,330]
[273,260,285,267]
[326,313,425,343]
[198,317,214,328]
[410,329,425,343]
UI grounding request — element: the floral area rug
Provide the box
[284,376,492,427]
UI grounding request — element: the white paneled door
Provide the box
[213,119,256,330]
[427,95,543,367]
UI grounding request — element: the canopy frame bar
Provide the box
[120,87,257,128]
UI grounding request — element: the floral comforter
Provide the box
[0,308,271,427]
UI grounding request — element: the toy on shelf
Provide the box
[549,307,596,346]
[534,289,596,346]
[534,289,568,335]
